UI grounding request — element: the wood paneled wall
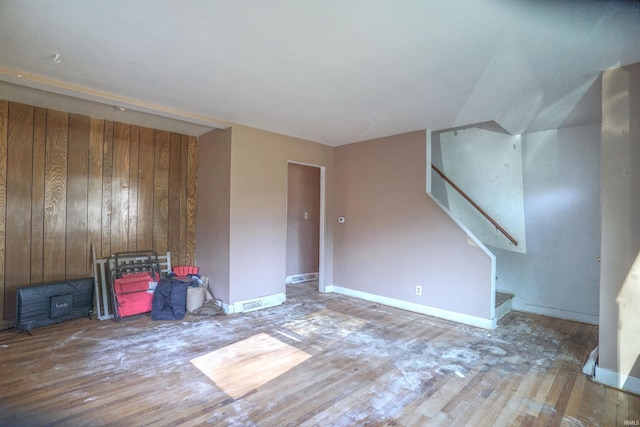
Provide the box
[0,99,197,322]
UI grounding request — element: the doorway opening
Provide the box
[285,162,324,293]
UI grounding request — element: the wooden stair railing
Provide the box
[431,164,518,247]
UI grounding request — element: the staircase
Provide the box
[431,149,524,322]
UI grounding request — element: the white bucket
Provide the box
[186,286,206,312]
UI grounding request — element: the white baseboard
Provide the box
[228,293,286,314]
[329,285,495,329]
[594,365,640,395]
[511,299,599,325]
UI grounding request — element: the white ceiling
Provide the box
[1,0,639,146]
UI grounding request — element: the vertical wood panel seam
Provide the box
[152,129,156,253]
[179,136,186,264]
[0,100,8,319]
[64,111,69,277]
[31,107,46,285]
[88,117,104,260]
[85,119,90,274]
[152,132,156,252]
[28,106,35,282]
[102,121,113,257]
[129,126,139,252]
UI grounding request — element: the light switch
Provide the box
[304,212,309,220]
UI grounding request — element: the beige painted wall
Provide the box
[286,163,320,277]
[196,128,232,302]
[334,130,493,319]
[228,125,334,303]
[599,62,640,382]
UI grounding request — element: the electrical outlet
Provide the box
[415,285,422,296]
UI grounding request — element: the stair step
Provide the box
[495,292,514,308]
[495,292,514,321]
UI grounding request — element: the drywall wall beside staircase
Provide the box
[488,124,601,324]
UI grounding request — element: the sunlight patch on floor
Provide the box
[190,332,311,399]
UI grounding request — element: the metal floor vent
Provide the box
[242,300,264,311]
[291,273,318,284]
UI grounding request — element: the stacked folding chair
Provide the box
[109,251,161,322]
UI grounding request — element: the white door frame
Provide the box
[286,161,326,292]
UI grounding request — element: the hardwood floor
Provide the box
[0,282,638,426]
